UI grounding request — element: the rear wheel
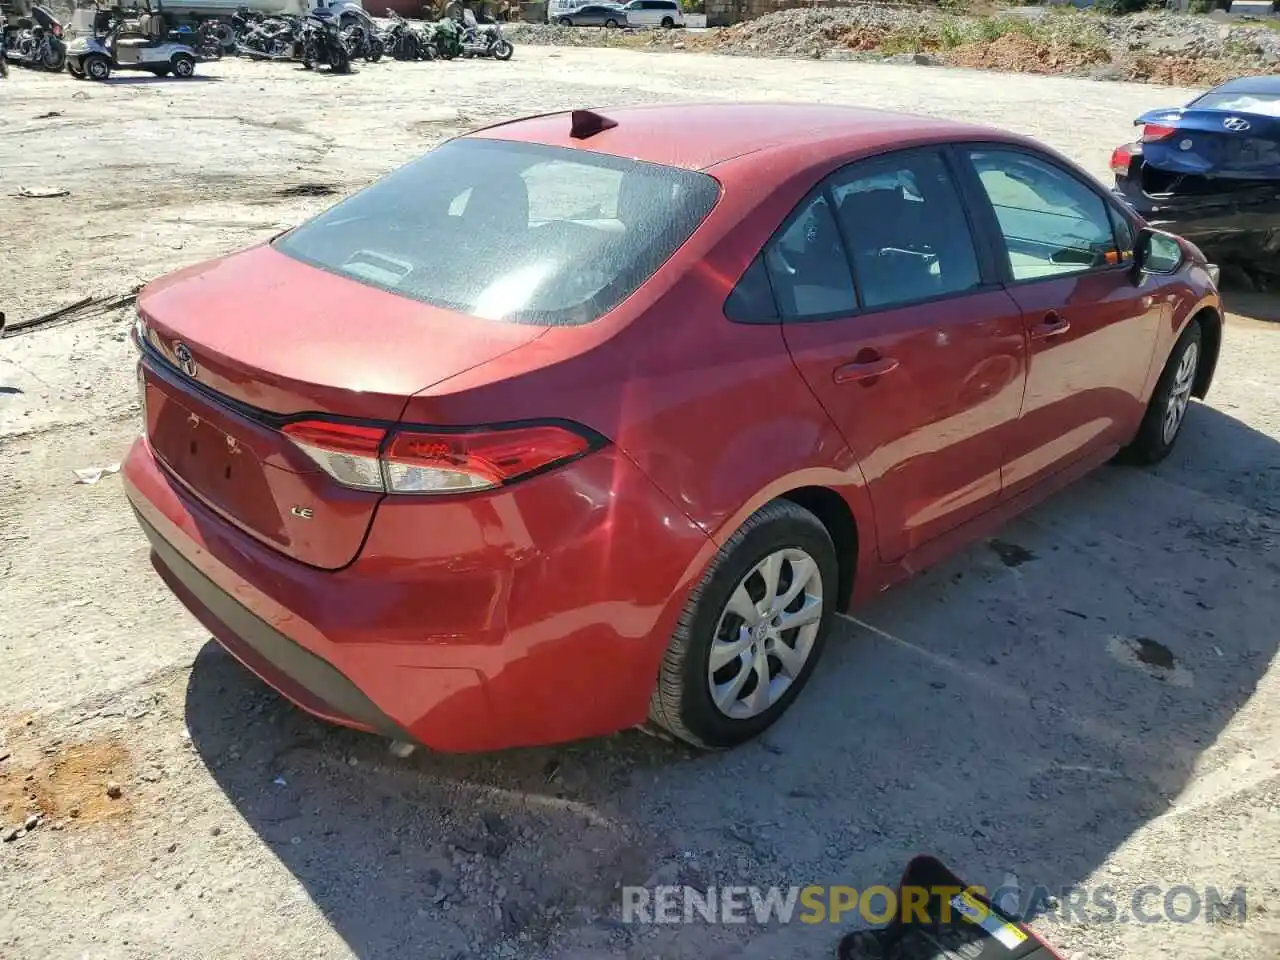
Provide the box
[1119,319,1203,465]
[660,15,674,27]
[329,44,350,72]
[648,500,838,749]
[84,53,111,80]
[171,52,195,77]
[604,17,618,26]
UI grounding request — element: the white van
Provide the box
[619,0,682,27]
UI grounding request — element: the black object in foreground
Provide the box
[837,855,1064,960]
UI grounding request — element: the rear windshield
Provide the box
[274,138,721,326]
[1190,91,1280,117]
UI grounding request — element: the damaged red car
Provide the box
[124,103,1222,752]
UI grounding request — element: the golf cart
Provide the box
[66,1,198,80]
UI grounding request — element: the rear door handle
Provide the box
[833,356,899,384]
[1030,311,1071,340]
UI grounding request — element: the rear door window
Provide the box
[966,148,1119,281]
[274,138,720,326]
[830,150,982,310]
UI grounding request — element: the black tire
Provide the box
[492,39,512,59]
[329,45,350,72]
[557,15,572,24]
[1118,319,1203,466]
[648,500,839,750]
[43,38,66,71]
[367,37,383,61]
[660,15,674,26]
[604,17,618,26]
[84,53,111,81]
[171,53,195,77]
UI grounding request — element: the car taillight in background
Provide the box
[1110,141,1142,177]
[282,419,600,495]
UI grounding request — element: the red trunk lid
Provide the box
[137,244,544,569]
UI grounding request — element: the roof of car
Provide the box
[467,103,1001,172]
[1210,75,1280,95]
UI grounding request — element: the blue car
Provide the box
[1111,75,1280,258]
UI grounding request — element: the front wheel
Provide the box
[557,15,572,24]
[1118,319,1203,465]
[604,17,618,27]
[329,45,350,72]
[366,37,383,61]
[84,53,111,80]
[42,38,66,71]
[492,38,512,59]
[648,500,838,749]
[660,15,674,27]
[171,53,195,77]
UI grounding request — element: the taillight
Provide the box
[282,420,597,495]
[1140,123,1177,142]
[1110,142,1138,177]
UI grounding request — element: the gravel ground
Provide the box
[2,48,1280,960]
[513,8,1280,84]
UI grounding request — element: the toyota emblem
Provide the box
[1223,117,1251,132]
[173,342,198,378]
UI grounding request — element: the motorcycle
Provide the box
[3,3,67,72]
[382,9,420,60]
[235,13,299,59]
[459,9,512,61]
[298,13,350,72]
[340,8,382,62]
[423,16,461,60]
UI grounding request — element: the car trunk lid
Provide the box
[1139,106,1280,182]
[137,244,544,569]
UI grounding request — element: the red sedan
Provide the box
[124,104,1221,752]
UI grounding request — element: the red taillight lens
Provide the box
[1110,142,1137,177]
[282,420,595,495]
[282,421,387,491]
[1140,123,1176,142]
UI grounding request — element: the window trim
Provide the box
[950,141,1136,288]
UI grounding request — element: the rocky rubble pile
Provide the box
[514,7,1280,84]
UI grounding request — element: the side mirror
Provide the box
[1131,226,1184,283]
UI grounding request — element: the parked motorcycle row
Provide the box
[1,4,512,81]
[232,6,512,72]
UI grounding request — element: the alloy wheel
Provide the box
[1162,340,1199,445]
[707,548,823,720]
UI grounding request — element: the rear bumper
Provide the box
[124,434,712,752]
[138,508,405,738]
[1114,172,1280,242]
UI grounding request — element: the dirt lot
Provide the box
[2,48,1280,960]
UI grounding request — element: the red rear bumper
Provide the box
[124,435,712,752]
